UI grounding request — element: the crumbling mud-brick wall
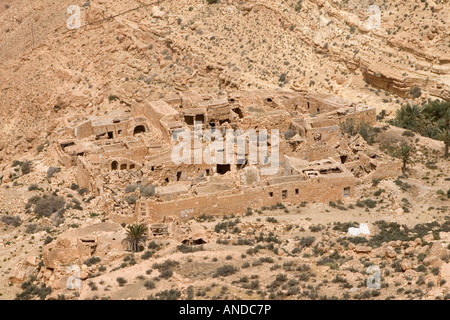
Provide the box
[139,173,354,222]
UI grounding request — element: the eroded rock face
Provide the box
[43,248,80,269]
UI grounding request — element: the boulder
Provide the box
[9,268,25,284]
[401,259,413,271]
[385,246,397,258]
[26,256,38,266]
[423,255,443,268]
[43,248,80,269]
[429,242,449,260]
[355,245,372,253]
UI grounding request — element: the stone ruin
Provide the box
[51,90,402,225]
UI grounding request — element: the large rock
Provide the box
[401,259,413,271]
[385,246,396,258]
[423,255,443,268]
[9,268,25,284]
[43,248,80,269]
[355,245,372,253]
[429,242,449,260]
[25,256,38,266]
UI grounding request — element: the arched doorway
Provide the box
[133,125,146,135]
[111,161,118,170]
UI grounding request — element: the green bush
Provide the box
[149,289,181,300]
[116,277,127,286]
[84,256,101,266]
[213,265,238,277]
[299,236,315,249]
[176,244,204,253]
[144,280,155,290]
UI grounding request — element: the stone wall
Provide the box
[139,174,355,222]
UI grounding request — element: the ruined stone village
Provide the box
[54,90,397,224]
[0,0,449,301]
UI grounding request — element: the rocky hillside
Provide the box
[0,0,449,163]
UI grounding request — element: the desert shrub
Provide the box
[15,279,52,300]
[108,94,118,102]
[410,87,422,98]
[176,244,204,253]
[340,119,378,144]
[34,195,65,217]
[206,0,218,4]
[1,215,22,227]
[88,281,98,291]
[159,269,173,279]
[333,221,358,232]
[28,184,39,191]
[153,259,179,271]
[125,184,138,193]
[368,221,409,247]
[144,280,156,290]
[46,167,60,179]
[256,232,280,244]
[266,217,277,223]
[234,238,254,246]
[279,72,287,83]
[116,277,127,286]
[21,161,32,175]
[43,236,53,245]
[25,224,39,234]
[141,251,153,260]
[148,241,161,251]
[361,199,377,209]
[140,185,155,197]
[374,189,384,197]
[284,129,296,140]
[299,236,315,249]
[84,256,101,267]
[214,265,238,277]
[70,183,79,191]
[214,219,239,233]
[149,289,181,300]
[196,214,215,222]
[309,224,325,232]
[125,195,138,205]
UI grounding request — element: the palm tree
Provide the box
[122,223,147,252]
[395,142,414,174]
[422,100,450,158]
[394,103,424,132]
